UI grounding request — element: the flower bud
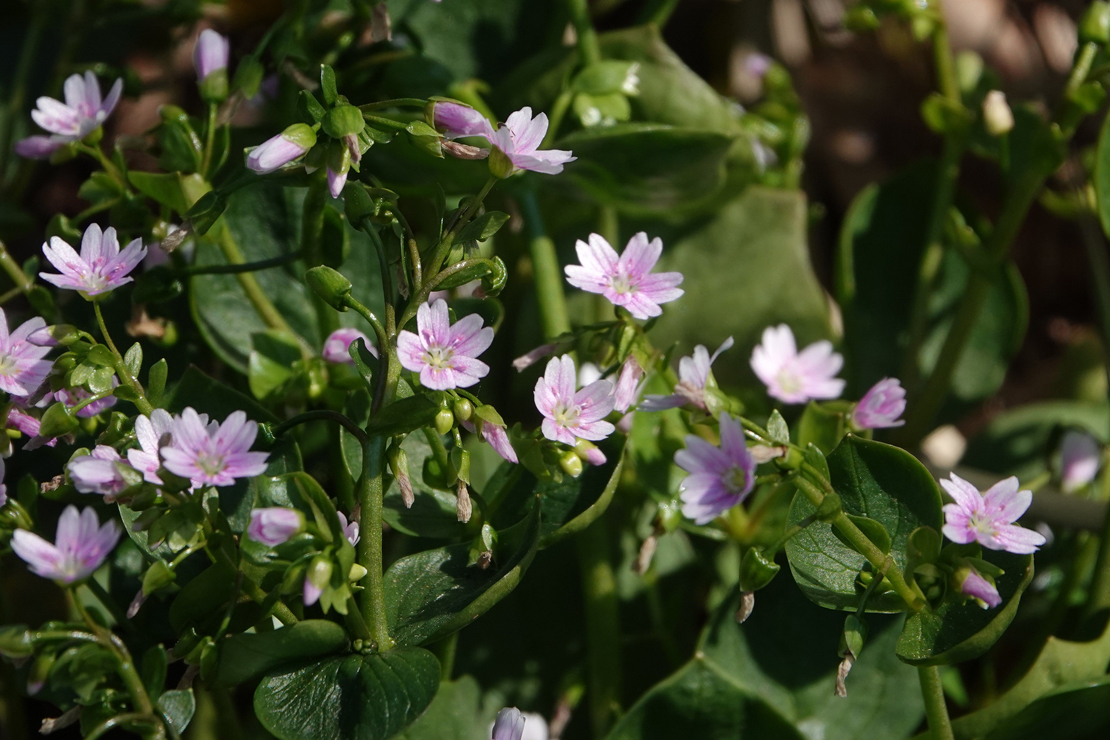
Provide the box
[453,398,474,423]
[246,124,317,174]
[982,91,1014,137]
[248,507,305,547]
[1080,2,1110,44]
[559,450,584,478]
[27,324,78,347]
[1059,430,1102,493]
[326,142,352,199]
[322,105,366,139]
[305,266,352,311]
[434,407,455,435]
[38,402,79,439]
[430,101,492,139]
[738,547,781,592]
[194,29,229,102]
[573,439,607,467]
[304,556,333,607]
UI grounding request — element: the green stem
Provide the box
[272,410,369,446]
[541,89,574,149]
[79,143,129,191]
[0,240,33,292]
[919,665,956,740]
[201,103,217,177]
[302,179,340,338]
[795,472,924,610]
[520,190,571,337]
[577,520,621,737]
[180,250,303,276]
[424,177,498,282]
[84,578,133,631]
[640,0,682,26]
[431,632,458,680]
[565,0,602,66]
[93,302,154,416]
[357,437,394,651]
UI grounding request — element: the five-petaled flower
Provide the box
[957,566,1002,609]
[397,299,494,390]
[564,233,684,321]
[41,224,146,297]
[248,508,304,547]
[67,445,132,497]
[161,408,270,488]
[0,308,52,397]
[533,355,615,447]
[640,337,734,412]
[11,505,121,584]
[750,324,844,404]
[322,327,375,365]
[941,474,1046,554]
[852,378,906,429]
[675,413,756,525]
[489,107,576,175]
[16,72,123,160]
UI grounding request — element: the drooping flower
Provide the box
[852,378,906,429]
[248,508,304,547]
[193,29,229,83]
[68,445,133,497]
[126,409,175,485]
[55,382,119,418]
[397,299,494,390]
[534,355,615,446]
[492,708,526,740]
[512,343,559,372]
[40,224,147,297]
[488,107,576,175]
[338,510,360,546]
[432,101,494,140]
[16,72,123,159]
[1059,430,1101,493]
[564,233,684,321]
[750,324,844,404]
[613,357,645,413]
[956,566,1002,609]
[246,123,317,173]
[0,308,52,397]
[161,408,270,488]
[941,474,1046,554]
[322,327,375,364]
[11,505,121,584]
[675,413,756,525]
[640,337,734,412]
[7,407,58,450]
[463,417,518,464]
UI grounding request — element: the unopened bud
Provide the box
[456,481,472,523]
[305,266,352,311]
[559,450,584,478]
[982,91,1014,136]
[434,407,455,435]
[453,398,473,422]
[574,439,607,467]
[304,556,333,607]
[27,324,78,347]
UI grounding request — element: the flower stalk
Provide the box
[93,302,154,416]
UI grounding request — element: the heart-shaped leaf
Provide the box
[384,498,541,646]
[784,435,943,612]
[896,550,1033,666]
[981,677,1110,740]
[254,648,440,740]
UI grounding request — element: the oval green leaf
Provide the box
[216,620,349,686]
[784,435,943,612]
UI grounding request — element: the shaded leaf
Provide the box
[216,620,349,686]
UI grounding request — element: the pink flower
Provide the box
[750,324,844,404]
[489,107,576,175]
[397,299,494,390]
[0,308,52,396]
[7,407,58,450]
[492,708,526,740]
[338,510,360,545]
[640,337,734,412]
[512,343,559,372]
[16,72,122,158]
[1060,430,1101,493]
[248,508,304,546]
[323,327,375,364]
[127,410,175,485]
[675,413,755,525]
[194,29,229,82]
[941,474,1046,554]
[463,418,518,464]
[327,165,348,199]
[852,378,906,429]
[564,233,684,320]
[534,355,615,446]
[41,224,147,296]
[957,566,1001,609]
[55,383,119,418]
[246,124,317,173]
[68,445,131,496]
[11,505,121,584]
[161,408,270,488]
[613,357,645,413]
[432,101,494,140]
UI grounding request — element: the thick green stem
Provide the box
[0,240,33,292]
[357,437,394,651]
[520,191,571,337]
[565,0,602,66]
[795,473,924,610]
[93,302,154,416]
[919,665,956,740]
[201,103,218,177]
[577,520,621,737]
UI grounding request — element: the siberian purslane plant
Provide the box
[4,1,1110,739]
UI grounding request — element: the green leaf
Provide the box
[456,212,510,243]
[896,551,1033,666]
[652,188,832,388]
[365,395,442,437]
[169,560,238,634]
[156,689,196,735]
[983,678,1110,740]
[767,410,790,445]
[254,648,440,740]
[384,498,541,646]
[832,514,892,555]
[797,401,851,455]
[124,343,142,378]
[784,436,943,612]
[216,620,349,686]
[167,365,278,423]
[128,171,209,215]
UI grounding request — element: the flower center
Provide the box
[0,353,15,377]
[423,347,455,369]
[725,466,749,493]
[968,513,996,536]
[609,271,637,296]
[775,368,803,395]
[195,452,226,477]
[553,401,581,429]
